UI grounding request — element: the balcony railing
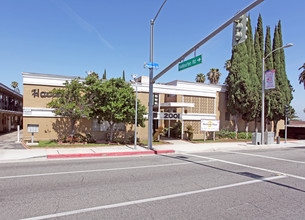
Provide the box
[0,103,23,112]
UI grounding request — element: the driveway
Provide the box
[0,130,25,149]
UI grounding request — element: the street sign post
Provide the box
[178,55,202,71]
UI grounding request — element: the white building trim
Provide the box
[22,72,85,87]
[23,107,57,117]
[160,102,194,108]
[23,73,227,98]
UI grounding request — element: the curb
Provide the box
[47,149,175,159]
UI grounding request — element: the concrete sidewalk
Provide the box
[0,139,304,162]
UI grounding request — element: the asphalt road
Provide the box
[1,146,305,220]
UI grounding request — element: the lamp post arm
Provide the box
[264,47,281,61]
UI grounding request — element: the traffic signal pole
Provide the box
[147,0,264,149]
[152,0,264,83]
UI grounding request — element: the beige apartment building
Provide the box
[22,72,283,142]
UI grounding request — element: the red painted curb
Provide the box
[47,149,175,159]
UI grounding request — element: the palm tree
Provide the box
[11,81,20,93]
[299,63,305,89]
[195,73,206,83]
[224,59,231,72]
[207,68,221,84]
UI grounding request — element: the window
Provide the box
[92,119,125,132]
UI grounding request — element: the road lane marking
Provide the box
[20,175,285,220]
[224,151,305,164]
[0,159,214,180]
[181,153,305,181]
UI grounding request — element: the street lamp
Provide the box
[131,74,138,149]
[148,0,167,149]
[261,43,293,145]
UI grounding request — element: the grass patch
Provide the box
[30,141,118,148]
[30,140,170,148]
[192,139,251,143]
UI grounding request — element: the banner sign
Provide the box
[265,69,275,89]
[200,120,220,131]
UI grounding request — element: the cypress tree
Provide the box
[103,69,107,80]
[257,14,264,61]
[263,26,273,131]
[122,70,126,81]
[242,15,259,136]
[266,25,286,134]
[264,26,273,71]
[254,28,262,131]
[226,41,249,137]
[278,20,293,104]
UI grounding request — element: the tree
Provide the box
[263,26,274,131]
[254,27,262,129]
[47,78,88,137]
[266,25,283,133]
[225,40,249,137]
[11,81,20,93]
[103,69,107,80]
[299,63,305,88]
[224,59,231,72]
[278,20,294,105]
[84,77,147,142]
[122,70,126,81]
[257,14,264,61]
[242,15,259,137]
[195,73,206,83]
[207,68,221,84]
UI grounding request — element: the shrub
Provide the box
[85,133,96,143]
[154,126,165,142]
[60,133,86,143]
[216,129,236,139]
[185,125,194,141]
[238,132,252,139]
[216,129,253,140]
[128,135,140,144]
[216,129,231,138]
[171,121,182,138]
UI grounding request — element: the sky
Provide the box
[1,0,305,120]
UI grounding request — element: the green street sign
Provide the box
[178,55,202,71]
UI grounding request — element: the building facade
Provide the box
[22,72,283,142]
[0,83,23,133]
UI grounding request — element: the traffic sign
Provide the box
[178,55,202,71]
[145,62,159,69]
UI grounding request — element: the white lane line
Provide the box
[181,153,305,181]
[0,159,214,180]
[20,175,285,220]
[224,151,305,164]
